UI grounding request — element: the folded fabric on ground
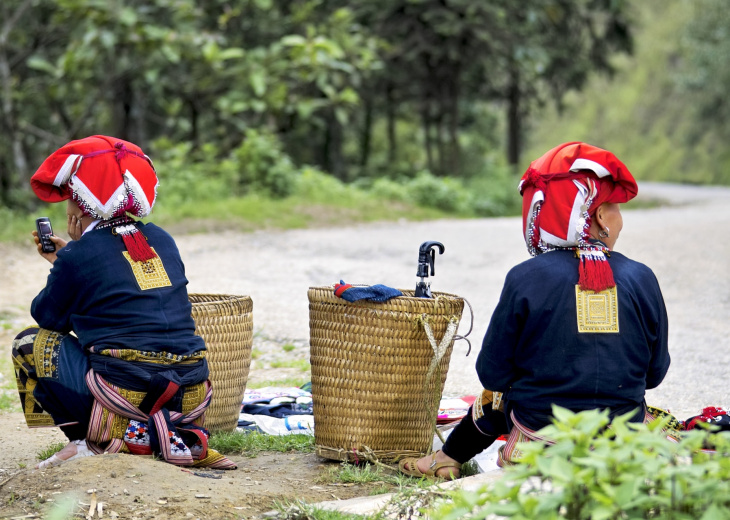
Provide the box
[334,280,403,302]
[438,396,475,424]
[242,386,312,405]
[238,386,314,434]
[238,413,315,435]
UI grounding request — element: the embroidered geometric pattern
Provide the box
[122,248,172,290]
[34,329,63,379]
[575,285,619,333]
[100,348,206,365]
[12,330,57,427]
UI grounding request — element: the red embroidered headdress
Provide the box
[30,135,159,261]
[518,142,638,292]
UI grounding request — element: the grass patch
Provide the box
[269,359,310,371]
[281,344,296,352]
[248,377,310,389]
[0,391,21,413]
[37,442,65,462]
[273,501,368,520]
[210,429,314,457]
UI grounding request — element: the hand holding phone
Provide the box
[35,217,56,253]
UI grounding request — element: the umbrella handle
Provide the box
[416,241,445,278]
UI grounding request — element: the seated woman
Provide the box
[12,135,235,470]
[400,142,670,479]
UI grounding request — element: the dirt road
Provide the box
[177,182,730,420]
[0,181,728,518]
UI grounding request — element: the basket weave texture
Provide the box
[308,286,464,462]
[190,294,253,433]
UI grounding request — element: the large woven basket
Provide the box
[190,294,253,433]
[308,286,464,463]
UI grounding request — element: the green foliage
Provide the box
[527,0,730,185]
[430,407,730,520]
[232,129,297,198]
[273,500,367,520]
[37,442,66,462]
[209,429,314,456]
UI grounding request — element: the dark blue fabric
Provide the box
[31,222,204,356]
[338,281,403,302]
[241,402,314,418]
[31,333,94,432]
[476,249,670,432]
[88,354,209,392]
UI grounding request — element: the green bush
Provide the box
[430,407,730,520]
[151,139,233,205]
[406,171,471,213]
[232,129,298,198]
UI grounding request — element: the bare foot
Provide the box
[416,450,461,479]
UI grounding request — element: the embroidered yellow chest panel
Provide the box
[122,248,172,290]
[575,285,619,333]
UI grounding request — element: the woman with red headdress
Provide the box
[400,142,670,479]
[11,135,236,470]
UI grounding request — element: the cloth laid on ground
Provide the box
[437,396,475,424]
[334,280,403,302]
[238,386,314,434]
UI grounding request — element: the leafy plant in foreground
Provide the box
[430,407,730,520]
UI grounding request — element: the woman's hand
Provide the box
[32,230,67,264]
[67,214,83,241]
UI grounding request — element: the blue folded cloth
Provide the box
[334,280,403,302]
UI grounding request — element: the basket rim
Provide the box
[308,285,463,303]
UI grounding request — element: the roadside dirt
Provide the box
[0,407,389,520]
[2,182,730,519]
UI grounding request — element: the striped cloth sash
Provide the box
[85,368,212,466]
[498,408,658,467]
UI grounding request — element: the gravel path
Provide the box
[177,182,730,421]
[2,182,728,422]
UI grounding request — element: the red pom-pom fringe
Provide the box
[122,228,157,262]
[578,254,615,292]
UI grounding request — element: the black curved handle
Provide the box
[416,241,445,277]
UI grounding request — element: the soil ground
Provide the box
[0,409,379,519]
[1,182,729,519]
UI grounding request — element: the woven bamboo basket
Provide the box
[308,286,464,463]
[190,293,253,433]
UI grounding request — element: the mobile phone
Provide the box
[35,217,56,253]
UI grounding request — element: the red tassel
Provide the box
[578,255,615,292]
[121,228,157,262]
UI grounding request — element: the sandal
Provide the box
[398,451,461,481]
[37,439,95,469]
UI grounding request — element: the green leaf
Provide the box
[119,7,137,27]
[26,56,57,75]
[281,35,307,47]
[701,504,729,520]
[250,71,266,97]
[218,48,245,61]
[254,0,272,10]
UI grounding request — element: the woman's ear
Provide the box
[593,204,605,227]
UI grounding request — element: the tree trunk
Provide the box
[435,109,445,176]
[359,89,373,168]
[188,97,199,150]
[386,82,397,164]
[448,71,460,176]
[0,52,28,199]
[115,79,134,142]
[506,64,522,166]
[324,109,345,181]
[421,99,434,173]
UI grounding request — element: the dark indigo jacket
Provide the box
[476,249,670,430]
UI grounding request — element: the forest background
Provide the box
[1,0,729,237]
